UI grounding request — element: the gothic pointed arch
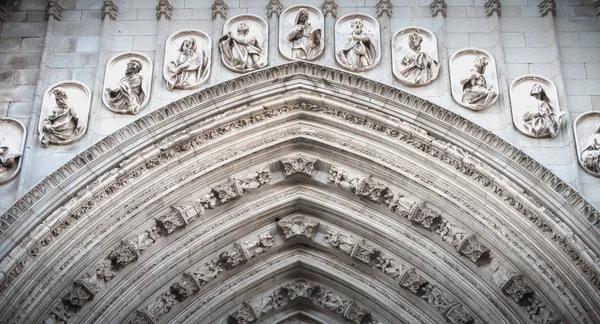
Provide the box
[0,62,599,323]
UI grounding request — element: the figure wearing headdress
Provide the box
[39,88,84,147]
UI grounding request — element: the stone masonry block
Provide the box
[76,36,102,52]
[20,37,44,53]
[133,36,157,51]
[109,21,158,36]
[0,54,41,69]
[580,32,600,47]
[0,85,35,102]
[557,32,581,48]
[562,63,587,79]
[0,38,21,53]
[524,32,550,47]
[501,33,525,47]
[107,36,134,52]
[556,17,600,32]
[54,21,102,37]
[566,95,592,113]
[0,22,46,37]
[14,69,38,85]
[585,63,600,79]
[565,79,600,96]
[7,102,34,118]
[560,47,600,63]
[45,52,97,68]
[501,18,547,33]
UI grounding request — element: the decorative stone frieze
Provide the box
[407,204,441,229]
[399,268,428,294]
[45,0,63,21]
[156,0,173,20]
[103,52,153,114]
[242,232,276,259]
[350,175,387,202]
[155,206,189,234]
[392,27,440,87]
[277,216,319,240]
[493,267,534,303]
[62,284,93,309]
[324,227,357,256]
[212,0,228,20]
[229,303,257,324]
[108,227,160,269]
[354,240,381,264]
[430,0,448,17]
[219,15,268,73]
[438,221,490,264]
[219,243,247,270]
[539,0,556,17]
[188,259,223,286]
[450,48,499,110]
[375,0,393,18]
[484,0,501,17]
[101,1,118,20]
[574,112,600,177]
[527,299,561,324]
[280,154,318,177]
[164,30,211,90]
[510,75,564,139]
[320,0,338,18]
[39,81,90,147]
[211,168,271,203]
[279,6,324,62]
[335,14,381,72]
[0,118,25,185]
[266,0,283,19]
[128,312,154,324]
[170,274,200,300]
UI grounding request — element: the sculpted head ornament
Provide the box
[52,88,68,108]
[408,32,423,51]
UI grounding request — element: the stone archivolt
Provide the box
[1,63,599,323]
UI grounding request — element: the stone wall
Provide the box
[0,0,599,214]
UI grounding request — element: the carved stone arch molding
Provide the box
[0,62,599,323]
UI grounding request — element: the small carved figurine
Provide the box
[582,125,600,174]
[337,18,378,71]
[39,88,84,147]
[460,55,498,108]
[0,139,21,175]
[166,37,208,90]
[399,32,439,85]
[286,9,322,60]
[522,83,564,138]
[105,59,146,114]
[219,23,264,72]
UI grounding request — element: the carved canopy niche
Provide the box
[0,62,599,324]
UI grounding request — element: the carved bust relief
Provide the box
[0,118,25,185]
[279,5,324,62]
[510,75,564,139]
[38,81,90,147]
[574,112,600,177]
[392,27,440,86]
[449,48,499,110]
[103,52,153,114]
[219,15,268,73]
[164,30,211,90]
[335,14,380,72]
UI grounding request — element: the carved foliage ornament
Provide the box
[375,0,393,18]
[277,216,319,240]
[321,0,338,18]
[392,27,440,87]
[335,14,381,72]
[510,75,564,139]
[156,0,173,20]
[219,15,268,73]
[45,0,63,21]
[539,0,556,17]
[266,0,283,19]
[280,153,318,177]
[484,0,502,17]
[212,0,228,20]
[101,1,118,20]
[0,118,25,185]
[39,81,90,147]
[279,6,325,62]
[430,0,448,17]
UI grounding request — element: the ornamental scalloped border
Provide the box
[1,62,598,293]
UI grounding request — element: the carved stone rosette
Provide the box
[102,52,153,114]
[392,27,440,87]
[164,30,211,90]
[0,118,25,185]
[449,48,499,111]
[39,81,91,147]
[574,111,600,177]
[335,14,381,72]
[279,153,318,177]
[219,15,268,73]
[510,75,564,139]
[279,5,325,62]
[277,215,319,240]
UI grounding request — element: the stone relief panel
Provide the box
[392,27,440,86]
[335,13,380,72]
[164,30,211,91]
[279,5,324,62]
[38,81,90,147]
[510,75,564,139]
[574,112,600,177]
[449,48,499,110]
[219,14,268,73]
[0,118,25,185]
[102,52,153,114]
